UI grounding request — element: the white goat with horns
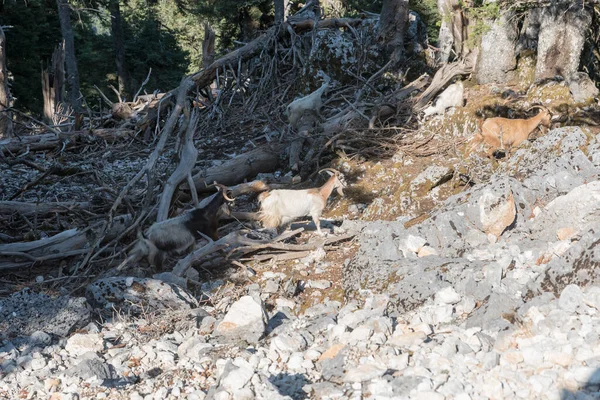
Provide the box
[258,168,346,235]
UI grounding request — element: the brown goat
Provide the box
[469,107,553,158]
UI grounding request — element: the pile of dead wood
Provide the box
[0,5,475,294]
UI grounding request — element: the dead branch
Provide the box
[0,129,134,154]
[157,109,199,222]
[414,51,477,110]
[0,200,91,215]
[188,142,286,193]
[172,228,305,277]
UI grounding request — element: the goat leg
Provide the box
[311,213,324,236]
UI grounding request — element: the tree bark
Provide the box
[156,110,199,222]
[0,26,13,138]
[109,0,131,98]
[377,0,409,63]
[274,0,286,23]
[42,43,65,123]
[202,23,216,69]
[0,129,133,154]
[56,0,82,112]
[188,142,286,193]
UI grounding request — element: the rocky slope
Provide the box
[2,126,600,400]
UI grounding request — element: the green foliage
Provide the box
[0,0,446,114]
[121,0,190,92]
[0,0,62,114]
[464,1,501,49]
[409,0,440,44]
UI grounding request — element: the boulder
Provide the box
[0,289,90,338]
[535,3,592,80]
[214,296,268,344]
[568,72,599,103]
[86,277,198,315]
[475,11,519,84]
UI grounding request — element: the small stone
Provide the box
[29,331,52,346]
[349,326,373,343]
[388,331,427,347]
[214,296,267,344]
[417,246,438,257]
[502,350,524,365]
[65,334,104,357]
[287,352,304,371]
[67,357,117,380]
[221,366,254,392]
[559,284,583,313]
[400,235,428,256]
[35,275,44,283]
[263,280,279,294]
[318,344,345,362]
[307,280,332,290]
[436,287,461,305]
[275,298,296,310]
[556,227,577,241]
[30,357,47,370]
[544,351,573,367]
[231,388,255,400]
[343,363,386,383]
[45,378,61,391]
[480,190,516,239]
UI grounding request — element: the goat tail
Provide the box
[467,133,483,155]
[258,211,282,229]
[257,192,283,228]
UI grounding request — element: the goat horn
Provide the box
[318,168,341,176]
[213,182,235,201]
[527,104,549,112]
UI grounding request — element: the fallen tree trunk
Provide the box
[188,142,286,193]
[172,228,304,277]
[0,215,131,271]
[0,201,92,216]
[0,228,88,271]
[414,51,477,110]
[0,129,134,154]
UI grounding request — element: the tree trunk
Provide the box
[109,0,130,98]
[0,26,13,138]
[188,142,286,193]
[239,7,257,42]
[42,43,65,123]
[202,23,216,69]
[377,0,409,64]
[0,129,133,154]
[436,0,454,64]
[56,0,82,112]
[274,0,287,23]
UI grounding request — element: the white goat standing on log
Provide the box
[258,168,346,235]
[469,106,555,158]
[285,76,330,129]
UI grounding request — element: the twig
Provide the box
[133,68,153,103]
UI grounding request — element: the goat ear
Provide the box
[336,186,344,197]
